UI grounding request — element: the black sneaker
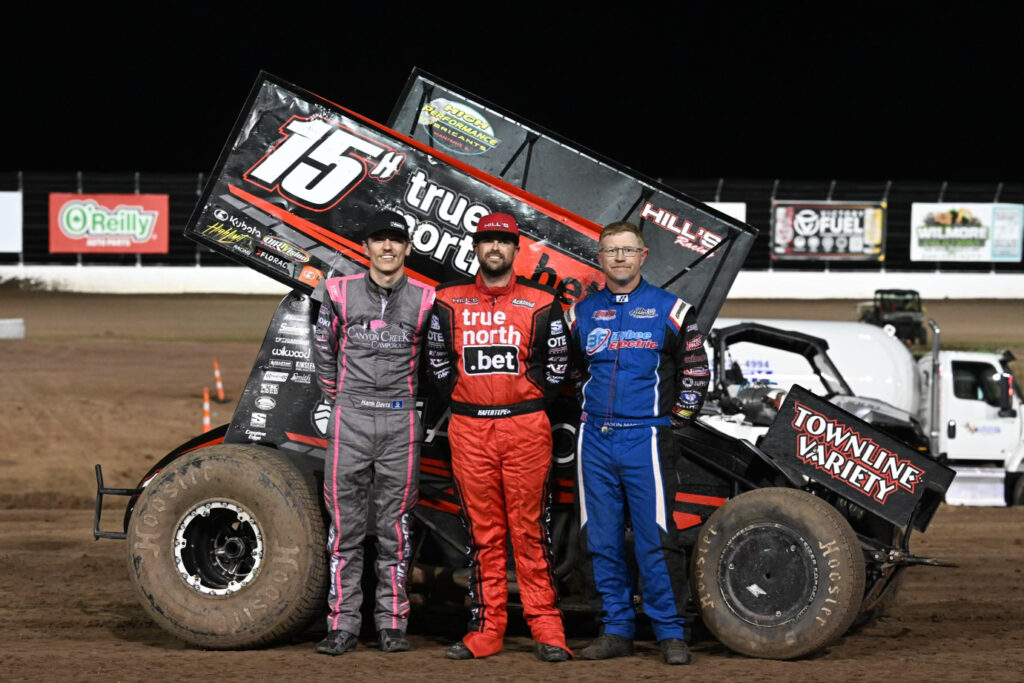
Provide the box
[536,643,571,662]
[578,633,633,660]
[379,628,410,652]
[659,638,692,665]
[445,641,474,660]
[316,630,358,656]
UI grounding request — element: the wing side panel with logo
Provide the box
[387,68,758,333]
[185,72,604,304]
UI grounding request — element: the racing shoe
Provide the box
[578,633,633,660]
[536,643,572,662]
[445,641,474,660]
[659,638,692,665]
[316,630,358,656]
[379,628,410,652]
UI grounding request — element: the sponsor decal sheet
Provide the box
[387,69,757,334]
[759,386,954,531]
[910,202,1024,262]
[185,72,605,303]
[772,200,886,261]
[49,193,169,254]
[224,290,325,448]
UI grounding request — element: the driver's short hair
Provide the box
[600,221,645,248]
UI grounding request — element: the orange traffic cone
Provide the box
[212,358,230,403]
[202,387,212,433]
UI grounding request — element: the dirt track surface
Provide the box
[2,291,1024,681]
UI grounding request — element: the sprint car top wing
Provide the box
[185,72,604,303]
[387,68,759,333]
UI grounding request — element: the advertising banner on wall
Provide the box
[387,69,757,333]
[771,201,886,261]
[0,191,22,253]
[910,203,1024,262]
[708,202,747,223]
[48,193,169,254]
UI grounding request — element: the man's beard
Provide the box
[478,254,513,278]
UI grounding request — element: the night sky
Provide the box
[5,3,1021,182]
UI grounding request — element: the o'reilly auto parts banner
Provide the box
[186,73,603,302]
[772,201,885,261]
[387,69,757,335]
[0,191,22,253]
[910,203,1024,262]
[48,193,169,254]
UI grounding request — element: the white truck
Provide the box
[710,317,1023,506]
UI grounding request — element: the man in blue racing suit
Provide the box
[565,221,708,666]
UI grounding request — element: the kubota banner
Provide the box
[185,73,604,303]
[48,193,169,254]
[387,69,758,334]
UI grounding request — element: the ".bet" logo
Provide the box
[245,116,406,211]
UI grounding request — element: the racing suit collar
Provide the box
[475,272,516,298]
[365,271,407,298]
[605,277,648,303]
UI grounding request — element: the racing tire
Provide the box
[126,444,328,649]
[690,487,865,660]
[1010,474,1024,507]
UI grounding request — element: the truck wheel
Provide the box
[690,488,865,660]
[126,444,327,649]
[1011,475,1024,506]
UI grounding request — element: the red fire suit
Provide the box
[428,274,570,657]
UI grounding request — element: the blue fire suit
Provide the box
[565,278,708,641]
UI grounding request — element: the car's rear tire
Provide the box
[126,444,327,648]
[691,487,865,660]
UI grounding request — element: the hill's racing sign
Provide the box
[910,202,1024,262]
[185,73,604,303]
[772,200,886,261]
[759,386,953,530]
[388,69,757,334]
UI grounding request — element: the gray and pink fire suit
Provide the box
[313,271,435,636]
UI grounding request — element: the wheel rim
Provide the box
[173,500,264,596]
[718,522,818,627]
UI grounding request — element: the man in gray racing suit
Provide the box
[312,210,435,656]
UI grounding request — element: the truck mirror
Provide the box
[998,372,1018,418]
[946,420,956,439]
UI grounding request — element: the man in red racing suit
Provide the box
[428,212,571,662]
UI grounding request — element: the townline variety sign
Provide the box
[910,202,1024,262]
[185,73,604,303]
[387,69,757,334]
[772,201,886,261]
[759,386,954,530]
[48,193,169,254]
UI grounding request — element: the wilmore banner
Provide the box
[48,193,169,254]
[771,200,886,261]
[910,202,1024,262]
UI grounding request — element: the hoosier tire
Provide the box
[690,488,865,660]
[126,444,327,649]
